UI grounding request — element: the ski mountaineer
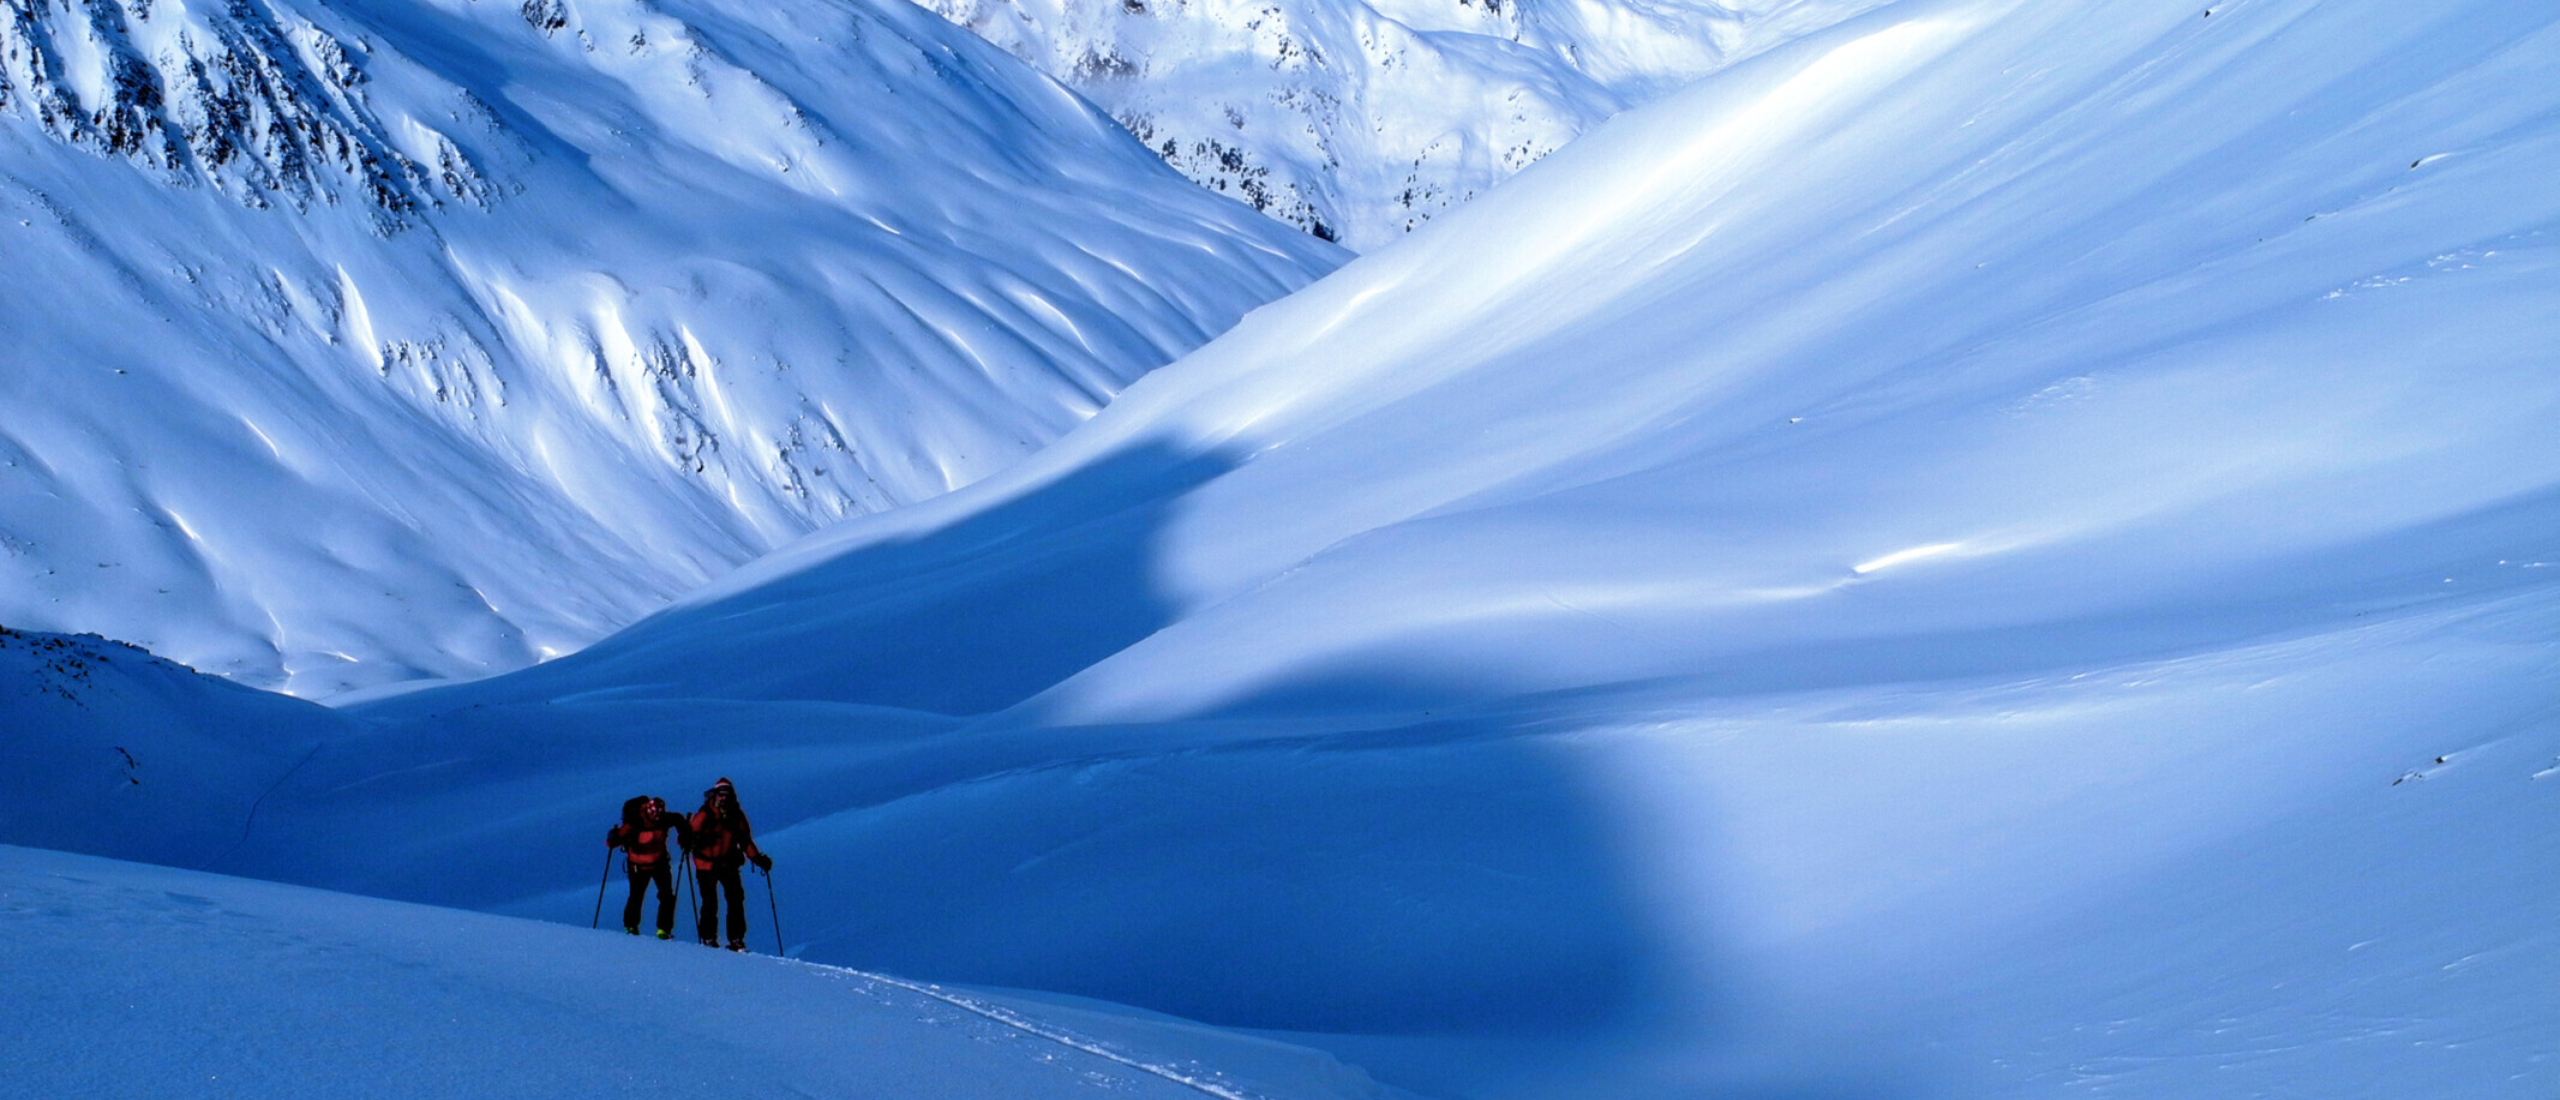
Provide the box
[686,778,772,950]
[606,796,687,938]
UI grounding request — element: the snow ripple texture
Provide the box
[0,0,1344,696]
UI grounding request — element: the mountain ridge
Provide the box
[0,0,1343,696]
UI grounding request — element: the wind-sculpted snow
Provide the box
[445,0,2560,726]
[920,0,1886,248]
[0,0,1343,696]
[9,0,2560,1097]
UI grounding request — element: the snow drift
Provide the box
[0,0,1341,697]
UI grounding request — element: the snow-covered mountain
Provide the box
[8,0,2560,1096]
[918,0,1884,248]
[0,0,1342,696]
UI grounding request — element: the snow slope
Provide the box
[442,0,2560,730]
[0,0,1342,697]
[0,843,1405,1100]
[9,0,2560,1097]
[923,0,1885,248]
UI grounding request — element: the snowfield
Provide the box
[0,0,1341,697]
[7,0,2560,1096]
[0,843,1406,1100]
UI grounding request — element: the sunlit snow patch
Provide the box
[1850,542,1963,575]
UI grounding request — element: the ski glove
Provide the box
[751,853,773,872]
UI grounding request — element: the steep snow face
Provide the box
[0,0,1342,696]
[0,0,488,216]
[919,0,1885,248]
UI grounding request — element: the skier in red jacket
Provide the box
[687,778,771,950]
[605,795,686,938]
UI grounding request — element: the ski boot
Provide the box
[624,925,640,936]
[726,939,748,953]
[655,929,673,940]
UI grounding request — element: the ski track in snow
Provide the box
[810,963,1278,1100]
[209,741,325,869]
[0,843,1371,1100]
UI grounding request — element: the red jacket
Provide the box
[607,812,684,873]
[686,805,763,872]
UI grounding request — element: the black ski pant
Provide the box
[696,863,748,944]
[623,864,676,934]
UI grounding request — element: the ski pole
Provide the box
[591,846,614,930]
[682,850,700,940]
[762,865,782,957]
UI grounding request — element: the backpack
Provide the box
[613,797,675,872]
